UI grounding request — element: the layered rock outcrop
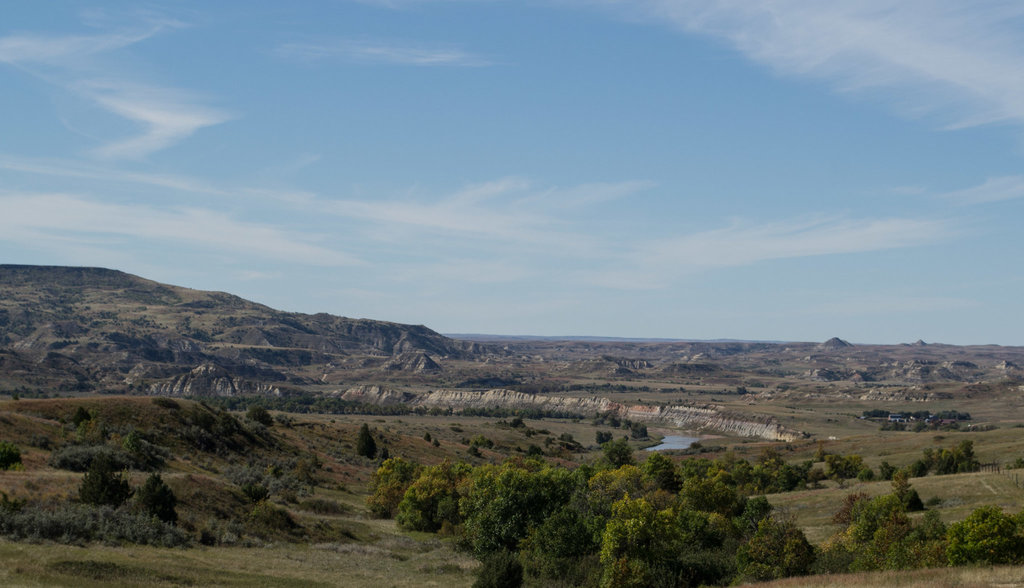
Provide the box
[148,363,282,397]
[335,386,802,441]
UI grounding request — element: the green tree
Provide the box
[367,457,421,518]
[602,437,634,468]
[356,423,377,459]
[587,465,654,517]
[891,470,925,512]
[933,440,980,475]
[460,463,575,556]
[641,452,682,494]
[599,496,681,588]
[825,454,864,482]
[736,496,774,537]
[680,471,746,517]
[736,517,814,581]
[521,505,601,584]
[947,506,1024,566]
[136,473,177,523]
[396,461,469,532]
[78,453,132,507]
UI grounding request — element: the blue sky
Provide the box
[2,1,1023,345]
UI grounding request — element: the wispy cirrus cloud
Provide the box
[938,176,1024,204]
[582,0,1024,129]
[77,80,230,160]
[0,24,230,159]
[651,216,950,267]
[324,177,652,251]
[0,30,155,66]
[0,154,226,195]
[276,38,491,66]
[580,215,951,289]
[0,192,360,266]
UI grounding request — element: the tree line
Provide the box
[367,439,1020,587]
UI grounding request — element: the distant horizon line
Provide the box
[443,334,1017,347]
[448,334,832,345]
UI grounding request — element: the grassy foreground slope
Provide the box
[0,533,476,588]
[750,565,1024,587]
[6,394,1024,586]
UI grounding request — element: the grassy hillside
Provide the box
[4,395,1024,586]
[0,265,480,395]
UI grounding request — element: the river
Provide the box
[645,435,700,451]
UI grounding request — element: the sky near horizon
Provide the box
[2,1,1023,345]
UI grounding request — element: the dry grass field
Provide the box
[0,532,477,587]
[3,377,1024,586]
[746,565,1024,587]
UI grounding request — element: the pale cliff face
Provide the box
[147,363,281,397]
[339,387,802,442]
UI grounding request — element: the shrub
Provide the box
[470,435,494,449]
[248,500,297,535]
[71,406,92,427]
[297,497,348,515]
[50,444,133,472]
[246,405,273,426]
[78,453,132,507]
[0,441,22,470]
[473,550,523,588]
[241,483,270,504]
[136,473,177,524]
[878,461,896,481]
[151,397,179,410]
[121,431,170,470]
[0,503,188,546]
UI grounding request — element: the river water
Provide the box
[645,435,700,451]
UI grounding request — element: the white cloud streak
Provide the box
[650,216,949,267]
[581,215,950,289]
[277,39,490,66]
[323,177,654,255]
[939,176,1024,204]
[0,155,226,195]
[78,80,230,160]
[584,0,1024,129]
[0,27,230,159]
[0,31,153,66]
[0,193,360,266]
